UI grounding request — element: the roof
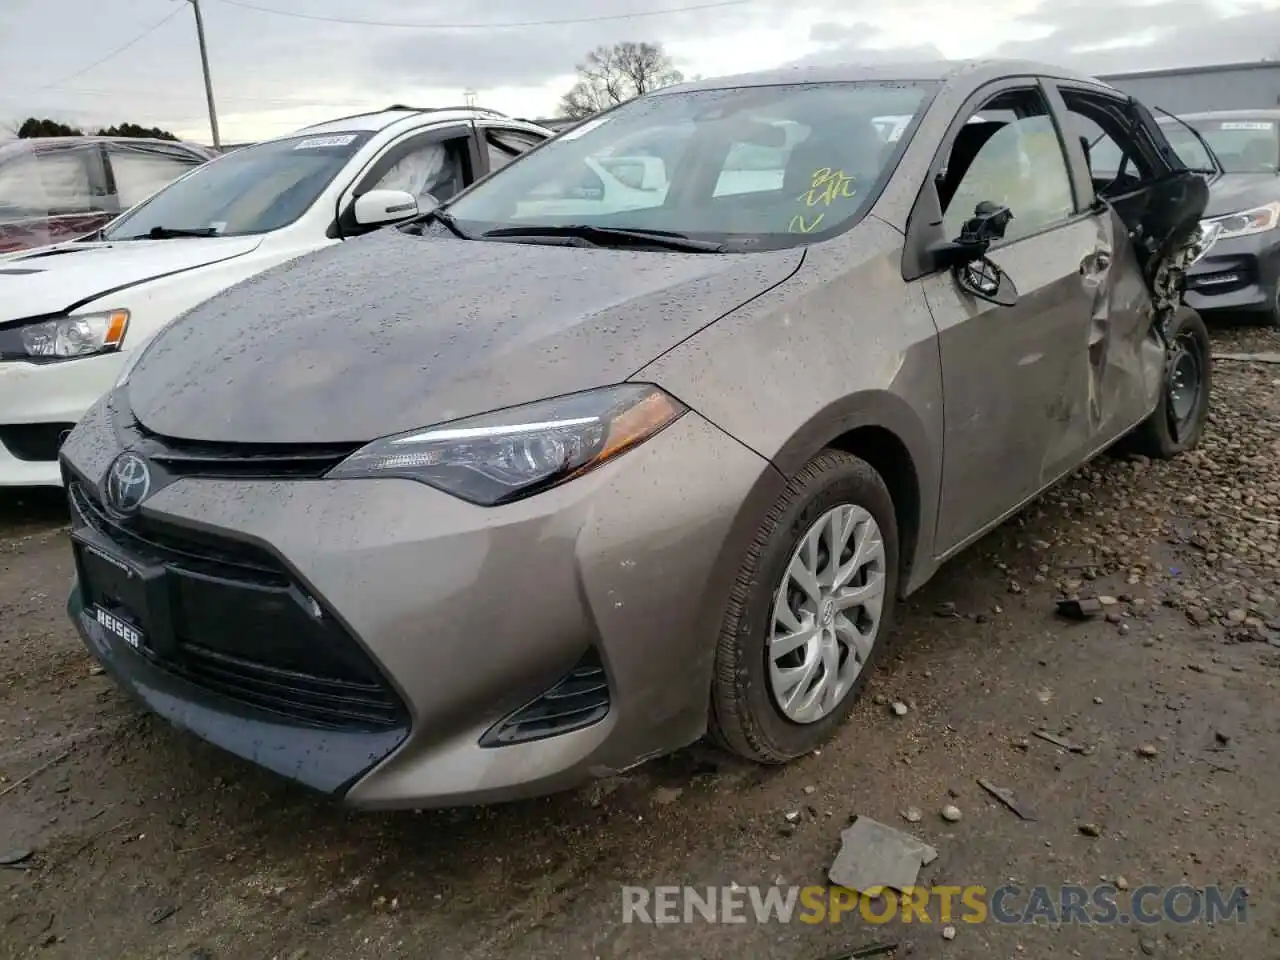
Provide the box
[664,58,1109,94]
[294,104,511,136]
[1100,59,1280,82]
[1171,108,1280,121]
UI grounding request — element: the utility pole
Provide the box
[179,0,221,150]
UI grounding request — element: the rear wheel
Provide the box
[1125,306,1212,459]
[708,450,900,763]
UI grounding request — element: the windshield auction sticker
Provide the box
[293,134,359,150]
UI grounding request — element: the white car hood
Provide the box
[0,236,263,320]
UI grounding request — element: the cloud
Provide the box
[793,0,1280,74]
[2,0,1278,143]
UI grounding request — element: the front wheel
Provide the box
[708,450,900,763]
[1124,306,1212,459]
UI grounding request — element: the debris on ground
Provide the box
[1055,597,1103,620]
[940,804,962,823]
[890,701,909,717]
[1034,730,1089,754]
[147,903,178,925]
[977,778,1038,821]
[1212,351,1280,363]
[0,748,72,798]
[828,817,938,894]
[901,807,922,823]
[1136,744,1159,758]
[0,848,34,867]
[1078,823,1103,838]
[942,925,957,940]
[823,941,900,960]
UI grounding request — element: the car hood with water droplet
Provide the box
[123,226,804,444]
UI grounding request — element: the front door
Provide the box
[913,81,1104,553]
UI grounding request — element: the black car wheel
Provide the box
[1124,306,1212,459]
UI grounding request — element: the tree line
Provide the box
[17,117,179,140]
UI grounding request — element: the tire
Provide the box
[708,449,900,763]
[1124,306,1212,459]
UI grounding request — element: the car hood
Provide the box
[0,236,264,320]
[1203,173,1280,219]
[125,226,804,445]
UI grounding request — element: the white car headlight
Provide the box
[1204,201,1280,240]
[0,308,130,362]
[326,384,687,506]
[1189,220,1223,265]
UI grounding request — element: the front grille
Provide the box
[480,649,611,747]
[70,481,407,732]
[123,415,360,480]
[70,480,286,585]
[0,422,75,462]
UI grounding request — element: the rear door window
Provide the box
[0,144,98,219]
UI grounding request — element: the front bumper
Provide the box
[61,400,782,808]
[0,351,124,486]
[1184,232,1280,315]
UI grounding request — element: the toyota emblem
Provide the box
[105,451,152,515]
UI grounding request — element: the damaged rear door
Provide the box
[1048,80,1210,449]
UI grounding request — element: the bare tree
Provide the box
[558,41,683,120]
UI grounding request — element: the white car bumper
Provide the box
[0,352,123,487]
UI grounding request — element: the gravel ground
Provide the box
[2,325,1279,960]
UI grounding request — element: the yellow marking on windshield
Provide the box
[802,168,856,207]
[788,212,826,233]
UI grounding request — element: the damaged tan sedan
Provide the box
[62,60,1212,807]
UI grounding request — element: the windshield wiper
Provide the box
[482,224,725,252]
[116,225,220,240]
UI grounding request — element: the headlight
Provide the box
[326,383,687,506]
[1204,201,1280,240]
[0,308,129,362]
[1190,220,1223,265]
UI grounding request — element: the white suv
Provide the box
[0,105,552,486]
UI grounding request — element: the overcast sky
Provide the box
[2,0,1278,143]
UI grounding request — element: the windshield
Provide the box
[103,131,373,240]
[444,81,938,250]
[1182,117,1279,173]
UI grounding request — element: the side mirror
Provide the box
[928,201,1019,306]
[352,189,419,227]
[955,257,1019,306]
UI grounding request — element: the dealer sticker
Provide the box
[293,134,358,149]
[1219,121,1274,131]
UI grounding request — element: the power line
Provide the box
[213,0,753,29]
[35,7,186,91]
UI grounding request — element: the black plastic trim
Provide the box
[480,648,610,747]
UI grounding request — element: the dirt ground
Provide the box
[3,326,1280,960]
